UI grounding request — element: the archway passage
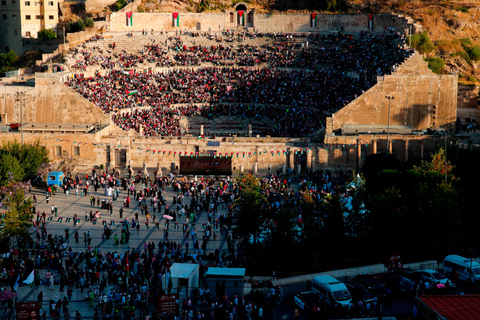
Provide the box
[235,4,247,11]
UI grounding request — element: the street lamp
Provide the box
[385,95,395,157]
[14,92,24,146]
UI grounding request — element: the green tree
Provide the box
[38,28,57,40]
[115,0,127,11]
[414,148,454,182]
[0,50,18,73]
[1,140,49,181]
[425,57,445,74]
[232,173,266,243]
[0,181,33,246]
[0,153,24,186]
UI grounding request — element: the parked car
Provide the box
[292,291,319,314]
[380,273,415,296]
[353,275,384,295]
[345,281,376,303]
[408,269,455,287]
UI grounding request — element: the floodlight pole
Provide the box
[385,96,395,157]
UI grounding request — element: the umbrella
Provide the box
[163,215,173,221]
[0,291,17,301]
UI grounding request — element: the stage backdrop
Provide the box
[180,157,232,175]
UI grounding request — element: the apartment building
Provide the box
[0,0,58,54]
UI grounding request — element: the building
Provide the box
[205,267,246,300]
[0,0,59,54]
[416,295,480,320]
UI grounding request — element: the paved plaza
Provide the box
[12,173,232,318]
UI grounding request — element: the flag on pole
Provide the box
[369,14,374,30]
[23,270,35,288]
[311,13,317,28]
[126,89,138,95]
[126,12,133,27]
[126,255,130,279]
[13,275,20,291]
[197,135,204,139]
[238,11,245,25]
[173,13,179,27]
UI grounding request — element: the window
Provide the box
[48,0,52,4]
[55,146,62,156]
[36,15,42,19]
[229,12,234,23]
[26,31,31,37]
[49,15,53,19]
[5,46,9,52]
[26,15,31,20]
[12,14,17,19]
[73,146,80,156]
[25,0,30,4]
[2,14,6,19]
[12,0,16,4]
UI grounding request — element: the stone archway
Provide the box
[234,2,247,11]
[234,2,249,27]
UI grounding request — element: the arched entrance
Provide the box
[235,3,248,26]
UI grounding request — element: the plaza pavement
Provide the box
[12,174,231,318]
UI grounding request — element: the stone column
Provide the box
[420,140,424,159]
[297,164,301,175]
[306,154,312,169]
[139,124,143,136]
[311,156,316,172]
[357,143,362,169]
[143,162,147,174]
[282,164,286,174]
[253,162,258,173]
[373,139,377,154]
[389,138,393,155]
[289,151,294,170]
[248,124,252,137]
[404,140,409,162]
[200,125,204,136]
[240,165,244,172]
[157,163,161,175]
[109,146,116,168]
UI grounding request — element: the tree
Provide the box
[410,32,435,54]
[0,50,18,73]
[232,173,266,244]
[115,0,127,11]
[38,28,57,40]
[1,140,49,181]
[0,153,24,187]
[0,180,33,247]
[53,151,78,176]
[414,148,454,183]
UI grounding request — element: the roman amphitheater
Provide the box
[0,5,466,175]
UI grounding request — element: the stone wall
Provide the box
[327,53,458,134]
[86,0,117,13]
[108,12,418,34]
[457,85,479,109]
[0,73,110,125]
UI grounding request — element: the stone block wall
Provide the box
[108,12,419,34]
[457,85,479,109]
[327,53,458,134]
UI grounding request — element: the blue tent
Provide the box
[47,171,64,186]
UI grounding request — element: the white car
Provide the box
[412,269,455,287]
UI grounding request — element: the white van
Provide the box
[442,255,480,283]
[312,275,353,310]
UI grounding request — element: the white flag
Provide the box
[23,270,34,287]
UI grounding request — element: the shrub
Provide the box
[115,0,127,11]
[467,46,480,61]
[68,19,86,33]
[450,51,471,64]
[425,57,445,74]
[455,7,469,13]
[38,28,57,40]
[137,5,145,12]
[85,17,94,28]
[460,38,472,47]
[410,32,435,54]
[468,76,477,82]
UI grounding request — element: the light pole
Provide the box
[15,92,24,146]
[63,27,65,50]
[385,95,395,157]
